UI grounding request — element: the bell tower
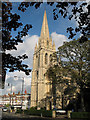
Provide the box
[30,10,56,109]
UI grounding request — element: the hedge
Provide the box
[41,110,52,117]
[24,109,41,116]
[71,112,90,119]
[24,109,52,117]
[16,109,23,114]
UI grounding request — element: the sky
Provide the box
[1,2,84,95]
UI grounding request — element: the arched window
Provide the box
[44,74,45,78]
[38,54,40,67]
[49,54,52,62]
[36,54,38,58]
[36,54,40,67]
[36,55,38,68]
[37,71,38,79]
[45,53,48,64]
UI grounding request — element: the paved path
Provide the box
[2,112,67,120]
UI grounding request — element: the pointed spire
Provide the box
[40,10,49,39]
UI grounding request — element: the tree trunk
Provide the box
[62,94,64,109]
[79,69,85,111]
[1,69,6,89]
[81,91,85,111]
[52,81,56,109]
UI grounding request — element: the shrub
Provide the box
[71,112,90,119]
[16,107,52,117]
[42,110,52,117]
[24,109,41,116]
[24,109,52,117]
[29,107,37,110]
[16,109,22,114]
[5,104,10,108]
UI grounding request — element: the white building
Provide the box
[1,92,30,109]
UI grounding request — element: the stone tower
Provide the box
[30,11,56,109]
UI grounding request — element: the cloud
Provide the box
[2,71,32,95]
[51,32,68,50]
[7,34,39,69]
[6,33,68,70]
[4,34,39,95]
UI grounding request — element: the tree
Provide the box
[48,2,90,40]
[47,38,90,111]
[57,39,90,111]
[46,64,58,109]
[1,2,32,88]
[46,53,70,109]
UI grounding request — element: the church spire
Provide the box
[40,10,49,39]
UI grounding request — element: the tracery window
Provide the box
[45,53,48,64]
[37,71,38,79]
[38,54,40,67]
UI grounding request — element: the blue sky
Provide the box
[11,2,79,39]
[1,2,81,95]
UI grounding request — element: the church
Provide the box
[30,10,63,110]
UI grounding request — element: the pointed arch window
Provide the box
[37,71,38,79]
[45,53,48,64]
[38,54,40,67]
[49,54,52,62]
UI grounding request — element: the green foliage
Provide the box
[24,109,41,116]
[2,2,32,88]
[58,39,90,90]
[47,38,90,111]
[60,39,90,112]
[16,107,52,117]
[16,109,22,114]
[42,110,52,117]
[71,112,90,119]
[24,109,52,117]
[5,104,10,108]
[29,107,37,110]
